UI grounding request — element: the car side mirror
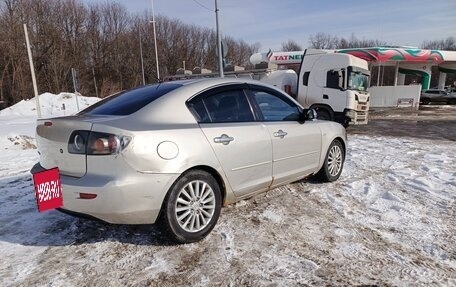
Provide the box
[307,108,317,120]
[300,108,317,122]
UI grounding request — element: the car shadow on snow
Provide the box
[0,173,324,248]
[0,175,178,247]
[54,215,178,247]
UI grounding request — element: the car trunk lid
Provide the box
[36,116,92,177]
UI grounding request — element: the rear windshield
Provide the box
[79,83,182,115]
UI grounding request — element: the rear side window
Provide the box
[188,89,254,123]
[79,83,182,115]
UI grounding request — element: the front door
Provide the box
[187,86,273,197]
[248,87,322,185]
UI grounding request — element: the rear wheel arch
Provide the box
[161,165,226,211]
[184,165,226,204]
[158,167,223,243]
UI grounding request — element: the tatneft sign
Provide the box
[250,50,307,65]
[267,51,303,64]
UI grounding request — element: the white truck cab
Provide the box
[297,49,370,126]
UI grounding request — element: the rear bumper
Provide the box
[31,163,180,224]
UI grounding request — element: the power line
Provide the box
[191,0,213,12]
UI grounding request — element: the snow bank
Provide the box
[0,93,100,157]
[0,92,99,117]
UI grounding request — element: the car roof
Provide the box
[131,77,295,125]
[168,77,265,88]
[132,77,278,99]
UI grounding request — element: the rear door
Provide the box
[247,86,322,185]
[187,85,273,198]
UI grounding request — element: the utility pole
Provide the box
[151,0,160,81]
[215,0,224,78]
[139,28,146,85]
[71,68,80,111]
[23,24,41,118]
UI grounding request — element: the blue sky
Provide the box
[84,0,456,51]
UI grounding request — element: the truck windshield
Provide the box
[348,67,369,93]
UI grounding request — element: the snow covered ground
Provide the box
[0,97,455,286]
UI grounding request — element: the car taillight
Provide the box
[68,131,90,154]
[68,130,131,155]
[88,132,131,155]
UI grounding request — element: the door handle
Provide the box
[214,134,234,145]
[273,130,288,139]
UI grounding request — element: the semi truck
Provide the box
[166,49,371,127]
[250,49,370,126]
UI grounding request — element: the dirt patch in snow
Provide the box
[7,135,37,150]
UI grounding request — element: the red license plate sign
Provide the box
[33,167,63,212]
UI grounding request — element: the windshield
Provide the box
[79,82,182,116]
[348,71,369,92]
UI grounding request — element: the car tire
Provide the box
[316,139,345,182]
[160,170,222,243]
[421,98,430,105]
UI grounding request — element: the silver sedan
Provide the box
[32,78,346,243]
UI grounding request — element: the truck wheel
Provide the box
[316,108,333,121]
[160,170,222,243]
[316,140,345,182]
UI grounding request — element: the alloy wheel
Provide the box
[328,145,343,177]
[175,180,216,233]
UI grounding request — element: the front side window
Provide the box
[188,89,254,123]
[251,90,300,121]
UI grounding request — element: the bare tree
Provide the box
[281,39,302,51]
[309,32,386,49]
[308,33,339,49]
[422,36,456,51]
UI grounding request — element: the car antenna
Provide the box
[149,71,163,84]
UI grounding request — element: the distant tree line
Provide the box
[282,33,456,52]
[0,0,259,106]
[282,33,456,88]
[1,0,455,108]
[281,33,388,51]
